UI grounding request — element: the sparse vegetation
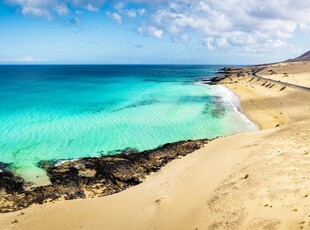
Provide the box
[11,219,18,224]
[268,70,277,75]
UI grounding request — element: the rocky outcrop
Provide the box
[0,139,209,213]
[216,67,243,74]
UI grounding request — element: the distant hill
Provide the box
[286,50,310,62]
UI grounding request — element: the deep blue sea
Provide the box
[0,65,257,184]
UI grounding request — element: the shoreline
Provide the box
[1,62,310,229]
[0,139,210,213]
[0,82,255,213]
[213,84,259,129]
[0,75,256,200]
[0,71,254,189]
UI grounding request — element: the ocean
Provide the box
[0,65,257,184]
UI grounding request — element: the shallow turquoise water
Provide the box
[0,65,257,184]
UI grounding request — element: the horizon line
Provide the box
[0,63,252,66]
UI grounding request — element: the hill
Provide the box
[287,50,310,62]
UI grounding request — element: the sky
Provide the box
[0,0,309,64]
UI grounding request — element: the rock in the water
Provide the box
[0,139,210,213]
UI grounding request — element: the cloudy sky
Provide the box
[0,0,309,64]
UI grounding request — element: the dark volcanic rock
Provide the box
[0,170,24,193]
[215,67,242,74]
[0,139,209,213]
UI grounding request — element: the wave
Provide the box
[212,85,259,129]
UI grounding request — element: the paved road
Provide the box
[250,68,310,92]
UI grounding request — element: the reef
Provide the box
[0,139,209,213]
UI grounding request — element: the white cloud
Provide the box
[4,0,310,53]
[114,2,125,12]
[138,8,146,15]
[21,6,52,19]
[109,12,122,24]
[85,3,99,12]
[113,13,122,24]
[54,4,69,16]
[149,26,164,39]
[71,0,105,11]
[5,0,105,19]
[125,8,146,18]
[134,0,310,52]
[1,56,45,63]
[299,23,310,32]
[179,34,189,44]
[127,10,137,18]
[138,26,164,39]
[112,2,146,19]
[6,0,56,19]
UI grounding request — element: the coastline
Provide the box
[0,139,210,213]
[0,72,256,212]
[212,84,259,129]
[0,83,254,213]
[1,62,310,229]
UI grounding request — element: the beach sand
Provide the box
[0,62,310,230]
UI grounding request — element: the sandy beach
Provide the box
[0,61,310,230]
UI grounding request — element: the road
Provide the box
[250,68,310,91]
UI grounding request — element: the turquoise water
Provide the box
[0,65,257,184]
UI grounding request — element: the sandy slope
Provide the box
[1,62,310,230]
[257,61,310,88]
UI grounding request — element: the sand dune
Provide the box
[257,61,310,88]
[0,62,309,230]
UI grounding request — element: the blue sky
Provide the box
[0,0,309,64]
